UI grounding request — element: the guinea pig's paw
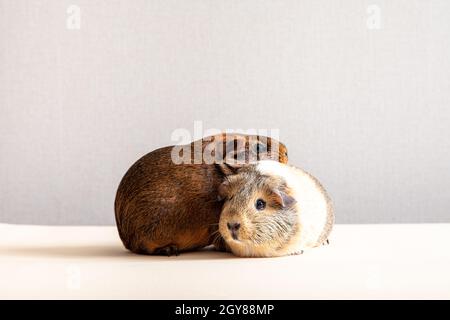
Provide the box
[289,250,304,256]
[154,244,179,257]
[322,239,330,246]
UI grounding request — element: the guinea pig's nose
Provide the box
[227,222,241,231]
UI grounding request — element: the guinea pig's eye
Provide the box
[255,199,266,211]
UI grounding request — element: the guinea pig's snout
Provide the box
[227,222,241,240]
[227,222,241,231]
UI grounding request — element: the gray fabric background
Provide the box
[1,0,449,225]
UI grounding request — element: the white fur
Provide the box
[256,160,330,253]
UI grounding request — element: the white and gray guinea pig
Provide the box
[217,160,334,257]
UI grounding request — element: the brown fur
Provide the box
[114,133,288,255]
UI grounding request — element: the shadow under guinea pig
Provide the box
[0,244,236,261]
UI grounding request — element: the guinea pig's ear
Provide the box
[216,162,241,176]
[272,189,296,208]
[224,140,248,164]
[217,180,231,201]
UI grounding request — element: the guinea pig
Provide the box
[217,160,334,257]
[114,133,289,256]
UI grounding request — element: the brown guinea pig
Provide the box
[217,160,334,257]
[114,133,288,256]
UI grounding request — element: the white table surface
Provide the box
[1,223,449,299]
